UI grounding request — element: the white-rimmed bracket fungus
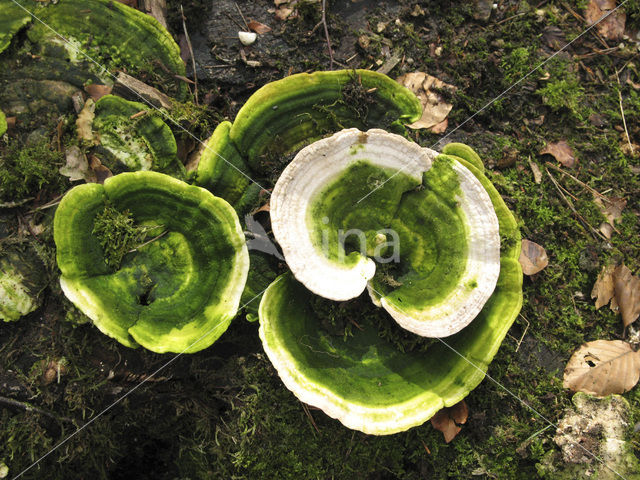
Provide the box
[54,171,249,353]
[0,246,47,322]
[271,129,501,337]
[259,133,522,434]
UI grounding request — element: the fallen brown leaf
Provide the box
[528,159,542,184]
[429,118,448,134]
[76,98,96,143]
[594,196,626,239]
[89,155,113,184]
[591,263,640,329]
[611,264,640,329]
[248,20,272,34]
[84,84,112,101]
[519,239,549,275]
[396,72,456,130]
[563,340,640,396]
[431,400,469,443]
[591,264,616,310]
[585,0,626,42]
[540,140,576,168]
[60,146,94,182]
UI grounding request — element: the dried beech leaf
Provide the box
[585,0,626,41]
[519,239,548,275]
[594,196,626,233]
[76,98,96,143]
[591,264,616,310]
[540,140,576,168]
[60,146,95,182]
[429,118,448,134]
[612,264,640,328]
[248,20,272,34]
[84,84,112,101]
[431,410,461,443]
[528,159,542,184]
[396,72,456,130]
[563,340,640,396]
[275,6,294,20]
[89,155,113,185]
[450,400,469,425]
[431,401,469,443]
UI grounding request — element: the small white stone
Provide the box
[238,31,257,46]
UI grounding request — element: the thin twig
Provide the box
[127,229,168,253]
[615,69,634,156]
[496,12,526,25]
[320,0,334,69]
[234,2,249,31]
[545,168,606,241]
[301,402,320,434]
[545,162,606,199]
[180,4,198,105]
[0,395,80,426]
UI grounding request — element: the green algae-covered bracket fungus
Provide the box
[195,69,422,199]
[25,0,187,99]
[259,136,522,435]
[228,70,422,170]
[271,129,501,337]
[91,95,180,174]
[0,247,47,322]
[0,0,31,54]
[195,70,423,313]
[54,171,249,353]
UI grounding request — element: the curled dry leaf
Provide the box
[76,98,96,143]
[594,196,626,239]
[60,146,93,182]
[84,84,112,101]
[610,265,640,329]
[396,72,456,131]
[539,140,576,168]
[430,400,469,443]
[248,20,272,34]
[585,0,626,42]
[563,340,640,396]
[519,239,549,275]
[591,264,616,310]
[528,159,542,184]
[89,155,113,184]
[591,264,640,328]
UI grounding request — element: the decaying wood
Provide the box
[139,0,168,30]
[112,71,173,109]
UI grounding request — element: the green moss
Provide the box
[0,139,67,201]
[91,202,160,270]
[536,76,585,116]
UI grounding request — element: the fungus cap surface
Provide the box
[54,171,249,353]
[259,147,522,434]
[271,129,500,337]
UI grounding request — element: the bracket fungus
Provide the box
[271,129,501,337]
[195,69,422,199]
[54,171,249,353]
[0,247,47,322]
[89,95,180,174]
[259,135,522,434]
